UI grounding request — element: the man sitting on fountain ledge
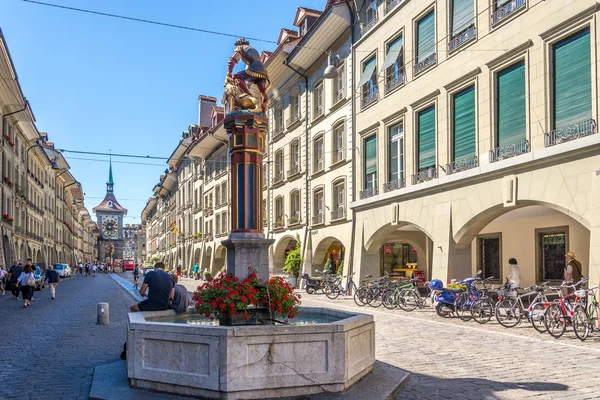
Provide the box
[129,262,174,312]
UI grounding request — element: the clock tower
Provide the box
[93,160,127,263]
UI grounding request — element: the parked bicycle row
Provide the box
[302,269,600,342]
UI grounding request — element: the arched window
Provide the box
[275,196,284,228]
[290,190,301,224]
[332,122,345,164]
[332,179,346,221]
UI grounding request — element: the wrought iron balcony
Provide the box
[544,119,596,147]
[383,178,404,193]
[491,0,526,26]
[361,90,378,109]
[412,167,438,184]
[274,170,284,184]
[384,0,402,15]
[489,139,529,163]
[359,186,378,199]
[331,208,345,221]
[361,16,378,34]
[312,213,324,225]
[287,163,301,177]
[448,24,476,53]
[446,155,478,175]
[286,112,302,127]
[385,69,404,93]
[414,53,436,75]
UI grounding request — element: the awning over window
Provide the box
[358,57,377,87]
[381,37,403,71]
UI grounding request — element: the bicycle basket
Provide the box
[575,289,588,298]
[497,287,517,300]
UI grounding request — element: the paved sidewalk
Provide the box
[301,295,600,400]
[0,274,132,400]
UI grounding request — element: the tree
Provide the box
[283,235,304,279]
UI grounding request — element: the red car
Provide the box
[124,260,135,271]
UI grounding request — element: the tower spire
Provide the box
[107,154,114,192]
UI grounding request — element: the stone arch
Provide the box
[365,222,433,253]
[193,247,201,267]
[312,236,346,275]
[202,246,213,274]
[213,245,227,272]
[272,235,297,274]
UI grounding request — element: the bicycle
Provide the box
[365,276,392,308]
[495,282,555,329]
[469,276,496,324]
[543,278,588,338]
[572,285,600,341]
[396,279,433,312]
[325,273,365,305]
[381,279,414,310]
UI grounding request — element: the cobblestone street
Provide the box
[0,274,132,400]
[301,295,600,400]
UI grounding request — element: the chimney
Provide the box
[198,95,217,129]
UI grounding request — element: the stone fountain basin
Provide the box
[126,307,375,400]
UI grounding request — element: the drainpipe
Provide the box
[283,61,310,278]
[345,0,358,281]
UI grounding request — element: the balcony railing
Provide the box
[489,139,529,163]
[447,155,478,175]
[361,16,378,34]
[287,214,302,226]
[491,0,526,26]
[312,213,324,225]
[286,112,301,127]
[414,53,436,75]
[361,90,378,109]
[412,167,438,184]
[287,163,301,177]
[331,208,345,221]
[385,69,404,93]
[448,24,476,53]
[359,186,378,199]
[272,125,284,139]
[274,170,284,184]
[385,0,402,15]
[383,178,404,193]
[545,119,596,147]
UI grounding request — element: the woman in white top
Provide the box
[507,258,521,288]
[17,264,35,308]
[0,266,6,295]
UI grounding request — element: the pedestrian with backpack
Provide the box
[17,264,35,308]
[45,265,60,299]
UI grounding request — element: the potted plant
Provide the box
[283,235,303,288]
[203,270,212,280]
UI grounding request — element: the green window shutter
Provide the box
[497,61,526,147]
[418,106,436,170]
[453,86,476,160]
[365,136,377,175]
[553,28,592,129]
[417,11,435,63]
[451,0,474,35]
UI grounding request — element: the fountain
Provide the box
[124,38,375,399]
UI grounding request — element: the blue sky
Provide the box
[1,0,325,222]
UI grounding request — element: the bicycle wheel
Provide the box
[529,303,547,333]
[353,288,367,306]
[322,282,333,296]
[544,303,566,339]
[455,293,472,322]
[382,290,399,310]
[573,305,590,341]
[435,302,452,318]
[471,299,493,324]
[398,291,419,312]
[495,299,522,328]
[325,283,341,299]
[366,288,383,308]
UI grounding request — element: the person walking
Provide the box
[170,273,189,314]
[91,264,97,277]
[24,259,34,301]
[0,266,6,296]
[45,265,60,299]
[17,264,35,308]
[507,258,521,288]
[133,265,140,289]
[8,260,22,299]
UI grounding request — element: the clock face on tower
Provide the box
[102,217,118,238]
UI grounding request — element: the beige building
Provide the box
[349,0,600,287]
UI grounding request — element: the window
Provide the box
[275,196,284,228]
[417,106,436,172]
[215,186,220,206]
[332,181,345,220]
[313,189,324,225]
[262,164,268,187]
[313,136,324,173]
[215,215,221,236]
[479,236,500,280]
[221,182,227,204]
[449,0,475,52]
[383,35,404,92]
[415,10,436,74]
[314,82,324,119]
[221,212,227,235]
[539,231,566,281]
[364,0,378,31]
[273,107,283,135]
[495,61,526,153]
[299,19,308,36]
[262,199,267,229]
[290,140,300,175]
[290,91,301,123]
[552,29,592,130]
[451,86,476,168]
[387,123,404,190]
[290,190,301,224]
[332,123,344,164]
[491,0,526,26]
[333,64,345,103]
[364,135,377,189]
[275,150,284,183]
[359,56,377,107]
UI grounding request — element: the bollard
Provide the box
[97,302,110,325]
